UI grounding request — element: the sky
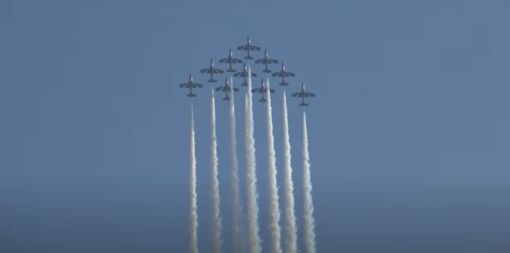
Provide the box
[1,0,510,253]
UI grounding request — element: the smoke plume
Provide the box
[265,79,283,253]
[190,103,198,253]
[211,90,222,253]
[282,91,298,253]
[302,112,316,253]
[245,67,261,253]
[229,77,244,253]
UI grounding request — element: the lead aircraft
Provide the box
[237,36,261,60]
[200,59,224,82]
[271,62,295,86]
[215,77,239,101]
[255,50,279,73]
[233,63,257,86]
[179,74,203,97]
[251,78,275,102]
[292,83,315,106]
[219,49,243,72]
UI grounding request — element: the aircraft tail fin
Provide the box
[299,103,308,107]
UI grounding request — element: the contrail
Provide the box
[190,103,198,253]
[245,66,261,253]
[229,76,244,253]
[302,112,316,253]
[265,78,283,253]
[211,90,222,253]
[282,91,298,253]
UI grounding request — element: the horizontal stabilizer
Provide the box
[223,97,230,101]
[226,69,236,73]
[241,82,248,86]
[262,69,272,73]
[259,98,267,102]
[279,82,289,86]
[245,56,254,60]
[187,93,196,97]
[208,79,217,83]
[299,103,309,106]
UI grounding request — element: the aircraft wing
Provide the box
[255,58,278,64]
[292,91,305,97]
[271,70,284,77]
[179,82,188,88]
[234,71,257,77]
[285,72,295,77]
[215,86,226,92]
[232,87,239,92]
[269,88,275,93]
[233,58,243,63]
[305,92,315,97]
[213,68,224,74]
[219,57,230,63]
[193,83,203,88]
[251,87,263,93]
[237,44,248,50]
[200,68,212,73]
[249,45,261,51]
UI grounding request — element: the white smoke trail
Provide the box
[302,112,316,253]
[282,91,298,253]
[211,90,222,253]
[229,76,244,253]
[245,66,261,253]
[265,79,283,253]
[190,103,198,253]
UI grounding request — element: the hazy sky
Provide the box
[2,1,510,253]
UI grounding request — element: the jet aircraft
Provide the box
[200,59,224,82]
[271,62,295,86]
[233,63,257,86]
[179,74,203,97]
[237,36,261,60]
[255,50,279,73]
[215,77,239,101]
[219,49,243,72]
[251,78,275,102]
[292,83,315,106]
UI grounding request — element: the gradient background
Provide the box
[2,1,510,252]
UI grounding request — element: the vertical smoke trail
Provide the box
[229,76,244,253]
[265,78,283,253]
[211,90,222,253]
[302,112,316,253]
[282,91,298,253]
[190,103,198,253]
[245,66,261,253]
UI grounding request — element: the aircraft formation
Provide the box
[177,36,316,106]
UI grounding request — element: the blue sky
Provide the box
[2,1,510,253]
